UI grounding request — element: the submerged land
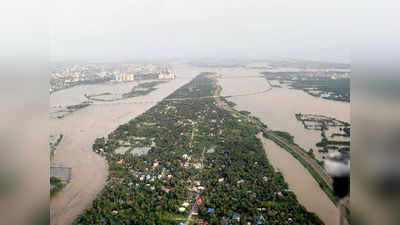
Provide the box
[73,72,323,225]
[50,61,350,225]
[50,64,198,225]
[262,71,350,102]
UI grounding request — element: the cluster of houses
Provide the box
[102,86,278,224]
[110,134,212,217]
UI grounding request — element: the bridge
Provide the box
[86,76,272,106]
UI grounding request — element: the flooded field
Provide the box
[217,67,350,160]
[50,81,136,108]
[217,67,350,225]
[50,65,348,225]
[50,64,200,225]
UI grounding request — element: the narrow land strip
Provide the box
[73,72,323,225]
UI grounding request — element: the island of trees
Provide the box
[262,72,350,102]
[74,73,323,225]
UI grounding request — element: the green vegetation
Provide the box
[249,116,268,129]
[270,130,324,167]
[263,132,338,205]
[238,110,251,116]
[122,81,166,98]
[66,101,91,111]
[74,73,324,225]
[86,81,166,102]
[345,207,351,222]
[265,60,350,70]
[50,134,63,161]
[295,113,350,156]
[50,176,65,198]
[50,77,113,94]
[316,139,350,148]
[85,92,112,98]
[272,131,294,143]
[291,78,350,102]
[55,101,92,119]
[262,72,350,102]
[220,96,236,108]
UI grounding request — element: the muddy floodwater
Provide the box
[50,64,200,225]
[258,134,338,225]
[50,65,348,225]
[217,67,350,160]
[217,67,349,225]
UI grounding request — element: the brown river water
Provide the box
[216,67,350,225]
[50,65,348,225]
[50,64,200,225]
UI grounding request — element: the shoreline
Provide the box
[73,72,324,225]
[258,134,339,225]
[215,68,349,225]
[50,65,198,225]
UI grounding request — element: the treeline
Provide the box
[122,81,165,98]
[262,72,350,102]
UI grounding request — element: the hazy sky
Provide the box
[49,0,395,63]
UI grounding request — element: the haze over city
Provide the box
[50,0,356,63]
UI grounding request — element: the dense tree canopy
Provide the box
[74,73,323,225]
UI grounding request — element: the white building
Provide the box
[115,73,135,81]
